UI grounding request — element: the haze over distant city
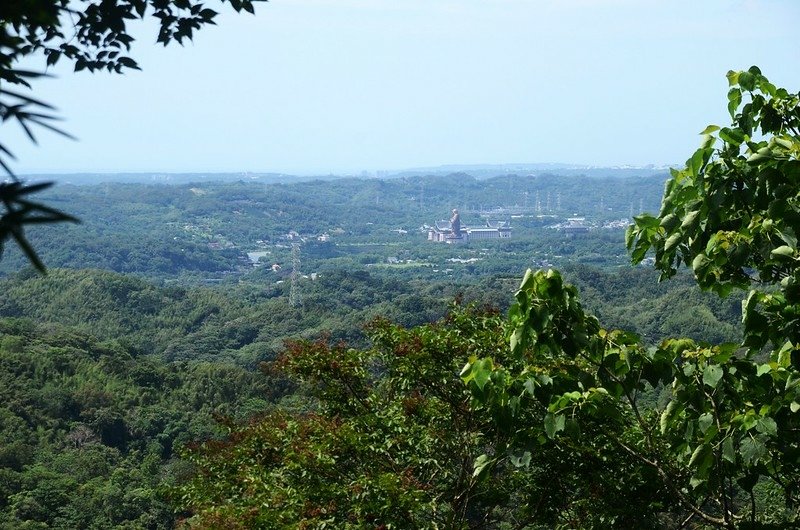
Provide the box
[7,0,800,175]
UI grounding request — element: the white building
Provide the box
[428,220,511,243]
[561,217,590,236]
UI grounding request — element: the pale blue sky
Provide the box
[7,0,800,175]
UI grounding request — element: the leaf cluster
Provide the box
[627,67,800,299]
[461,70,800,528]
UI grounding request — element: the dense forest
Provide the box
[1,67,797,530]
[0,264,743,528]
[0,172,740,528]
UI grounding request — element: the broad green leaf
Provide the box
[689,476,706,489]
[459,360,474,379]
[660,401,678,434]
[771,245,795,258]
[660,213,678,230]
[472,454,494,479]
[523,377,536,396]
[739,70,756,91]
[518,268,535,290]
[755,416,777,437]
[756,363,772,376]
[689,443,707,467]
[700,134,716,149]
[564,417,581,440]
[631,241,650,264]
[472,358,493,390]
[689,149,705,177]
[719,127,746,146]
[510,328,522,355]
[703,364,724,388]
[778,228,798,249]
[747,147,772,163]
[664,232,681,252]
[624,224,636,249]
[728,88,742,117]
[722,437,735,463]
[740,436,766,466]
[692,253,709,272]
[544,413,565,439]
[681,210,700,229]
[741,412,758,431]
[774,136,796,150]
[778,342,793,368]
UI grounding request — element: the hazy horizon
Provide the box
[17,160,675,178]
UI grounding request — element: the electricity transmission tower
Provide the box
[289,243,301,308]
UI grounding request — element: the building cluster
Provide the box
[427,209,511,244]
[560,217,590,236]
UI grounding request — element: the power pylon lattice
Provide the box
[289,243,301,308]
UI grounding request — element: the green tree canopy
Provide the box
[177,306,671,529]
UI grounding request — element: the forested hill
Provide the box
[0,261,742,528]
[0,268,449,364]
[0,265,741,367]
[562,264,741,345]
[0,316,275,529]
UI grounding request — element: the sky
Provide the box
[6,0,800,175]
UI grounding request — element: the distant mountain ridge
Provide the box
[19,163,672,186]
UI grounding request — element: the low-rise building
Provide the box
[561,217,590,236]
[427,219,511,243]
